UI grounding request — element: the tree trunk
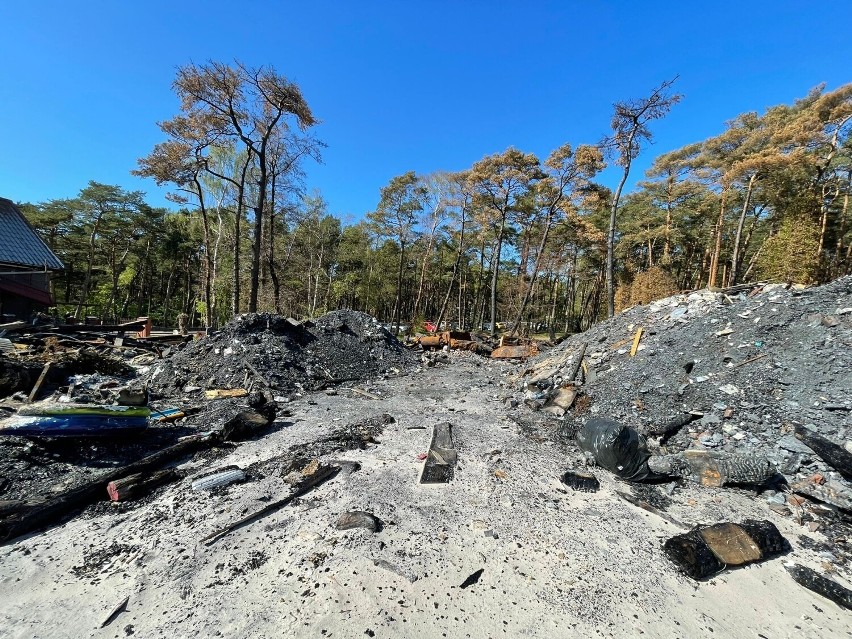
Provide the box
[729,173,756,286]
[75,213,103,319]
[832,171,851,277]
[436,215,466,331]
[268,170,281,314]
[607,163,631,317]
[510,208,554,337]
[489,212,507,338]
[391,243,405,335]
[249,150,268,313]
[548,276,559,340]
[663,175,674,262]
[708,188,727,288]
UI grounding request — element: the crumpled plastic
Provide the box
[576,417,657,482]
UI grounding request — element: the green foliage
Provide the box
[615,266,679,312]
[756,217,821,283]
[14,82,851,333]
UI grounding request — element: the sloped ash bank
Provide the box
[515,276,852,478]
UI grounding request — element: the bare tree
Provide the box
[603,78,681,316]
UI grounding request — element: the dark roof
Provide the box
[0,198,64,270]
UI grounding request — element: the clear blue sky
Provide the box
[1,2,850,221]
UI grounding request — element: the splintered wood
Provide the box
[419,422,457,484]
[204,388,248,400]
[26,363,51,404]
[629,327,643,357]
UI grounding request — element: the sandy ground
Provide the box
[1,354,849,638]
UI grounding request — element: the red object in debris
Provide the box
[416,453,428,460]
[136,317,152,338]
[425,322,437,333]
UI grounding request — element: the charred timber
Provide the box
[794,426,852,481]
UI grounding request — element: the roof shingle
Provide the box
[0,198,64,270]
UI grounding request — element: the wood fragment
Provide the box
[609,336,632,351]
[664,519,787,579]
[791,480,852,511]
[201,464,340,545]
[547,386,578,411]
[490,344,538,359]
[107,469,180,502]
[0,320,29,333]
[794,426,852,481]
[219,409,273,441]
[351,387,381,400]
[647,449,776,487]
[560,470,599,493]
[629,328,643,357]
[204,388,248,400]
[100,595,130,628]
[26,363,51,404]
[731,353,768,368]
[244,361,274,389]
[567,342,588,383]
[420,422,457,484]
[459,568,484,589]
[647,412,701,437]
[616,490,688,529]
[0,432,216,543]
[786,564,852,610]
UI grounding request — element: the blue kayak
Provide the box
[0,414,150,437]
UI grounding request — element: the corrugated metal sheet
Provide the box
[0,198,64,270]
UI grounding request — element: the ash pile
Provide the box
[145,310,418,396]
[511,276,852,583]
[516,277,851,469]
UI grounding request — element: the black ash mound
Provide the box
[146,310,418,395]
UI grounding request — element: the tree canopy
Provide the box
[18,68,852,336]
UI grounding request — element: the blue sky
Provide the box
[1,2,850,222]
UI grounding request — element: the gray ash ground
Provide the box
[145,310,418,396]
[3,294,852,637]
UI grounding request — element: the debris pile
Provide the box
[0,309,415,544]
[517,277,851,476]
[513,276,852,584]
[146,310,418,395]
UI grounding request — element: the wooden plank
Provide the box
[204,388,248,400]
[609,336,632,351]
[786,564,852,610]
[731,353,768,368]
[0,321,29,333]
[26,363,51,404]
[491,344,538,359]
[794,426,852,481]
[201,464,339,545]
[629,327,643,357]
[566,342,588,382]
[100,595,130,628]
[419,422,457,484]
[351,387,381,400]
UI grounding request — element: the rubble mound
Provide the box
[146,310,417,395]
[520,277,852,478]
